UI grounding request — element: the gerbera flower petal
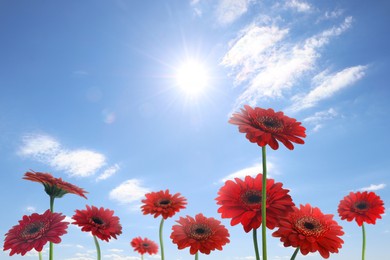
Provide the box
[229,105,306,150]
[170,213,230,255]
[141,189,187,219]
[23,170,88,199]
[338,191,385,226]
[216,174,294,232]
[272,204,344,259]
[72,205,122,242]
[3,210,69,256]
[131,237,159,255]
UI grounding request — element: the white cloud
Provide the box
[289,65,367,112]
[109,179,150,205]
[18,133,109,178]
[96,164,120,181]
[52,150,105,177]
[25,206,36,213]
[223,17,354,112]
[221,25,289,83]
[108,249,124,253]
[360,184,386,192]
[216,0,252,25]
[102,254,140,260]
[285,0,312,13]
[303,108,338,132]
[220,161,276,183]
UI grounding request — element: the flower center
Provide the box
[92,217,104,225]
[257,116,283,133]
[241,190,262,207]
[354,201,369,211]
[20,222,46,240]
[142,243,150,247]
[159,199,171,205]
[189,224,212,241]
[295,216,325,238]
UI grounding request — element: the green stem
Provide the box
[253,229,260,260]
[362,223,366,260]
[93,236,101,260]
[195,251,199,260]
[261,145,267,260]
[141,254,144,260]
[38,251,42,260]
[290,247,300,260]
[49,196,55,260]
[159,218,165,260]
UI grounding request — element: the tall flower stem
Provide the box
[159,218,165,260]
[38,251,43,260]
[93,236,101,260]
[195,252,199,260]
[261,145,268,260]
[49,196,55,260]
[362,223,366,260]
[253,229,260,260]
[141,255,144,260]
[290,247,300,260]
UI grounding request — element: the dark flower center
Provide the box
[241,190,262,207]
[295,217,325,238]
[92,217,104,225]
[189,224,212,241]
[257,116,283,133]
[142,243,150,247]
[304,222,315,230]
[354,201,369,211]
[159,199,171,205]
[21,222,46,240]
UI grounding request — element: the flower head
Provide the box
[216,174,294,232]
[272,204,344,259]
[170,213,230,255]
[72,205,122,242]
[3,210,69,256]
[338,191,385,226]
[23,171,88,199]
[131,237,159,256]
[141,189,187,219]
[229,105,306,150]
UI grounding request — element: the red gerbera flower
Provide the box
[23,170,88,199]
[3,210,69,256]
[72,205,122,242]
[229,105,306,150]
[170,213,230,255]
[130,237,159,255]
[141,189,187,219]
[216,174,294,232]
[338,191,385,226]
[272,204,344,259]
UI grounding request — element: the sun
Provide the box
[175,60,210,97]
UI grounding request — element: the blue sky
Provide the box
[1,0,389,259]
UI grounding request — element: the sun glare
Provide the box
[175,60,209,97]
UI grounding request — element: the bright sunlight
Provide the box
[175,60,210,97]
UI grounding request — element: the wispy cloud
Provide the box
[102,255,140,260]
[303,108,338,132]
[220,161,276,183]
[284,0,312,13]
[289,65,367,112]
[18,133,109,178]
[216,0,253,25]
[96,164,120,181]
[360,183,386,192]
[222,16,354,112]
[25,206,36,213]
[109,179,150,205]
